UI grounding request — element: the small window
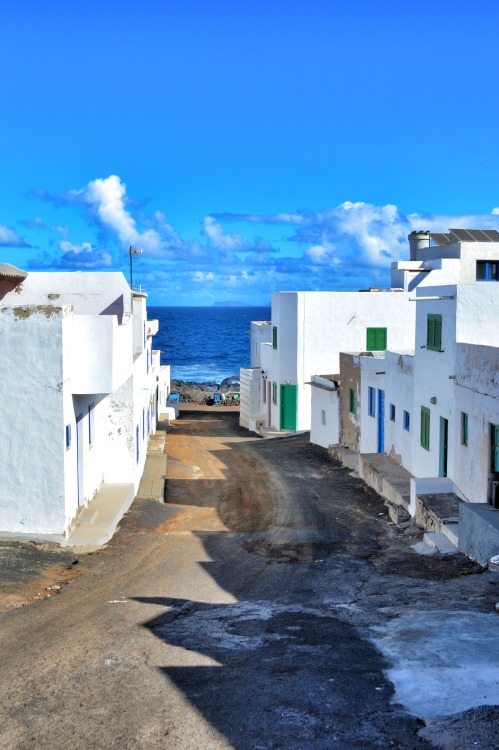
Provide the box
[65,424,71,450]
[477,261,499,281]
[88,403,95,446]
[321,409,326,426]
[349,388,356,414]
[390,403,395,422]
[403,410,410,431]
[421,406,430,451]
[366,327,387,351]
[272,381,277,405]
[272,326,278,350]
[427,314,442,352]
[368,386,376,417]
[461,412,468,446]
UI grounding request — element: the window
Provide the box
[136,425,140,463]
[368,386,376,417]
[427,314,442,352]
[461,412,468,446]
[349,388,356,414]
[366,327,387,351]
[403,410,410,431]
[321,409,326,426]
[390,403,395,422]
[88,403,95,446]
[477,261,499,281]
[272,381,277,405]
[272,326,278,350]
[421,406,430,450]
[65,424,71,450]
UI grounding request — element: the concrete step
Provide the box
[64,483,135,547]
[441,521,459,547]
[423,531,458,555]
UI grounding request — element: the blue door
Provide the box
[377,390,385,453]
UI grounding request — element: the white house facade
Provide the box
[242,288,417,435]
[0,266,168,540]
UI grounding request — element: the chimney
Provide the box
[408,231,430,260]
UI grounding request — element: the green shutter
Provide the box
[427,314,442,351]
[349,388,356,414]
[272,326,277,350]
[366,327,387,351]
[421,406,430,450]
[272,381,277,405]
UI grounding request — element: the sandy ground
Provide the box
[0,410,498,750]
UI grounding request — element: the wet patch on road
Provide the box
[138,597,432,749]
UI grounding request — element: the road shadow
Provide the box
[133,532,433,750]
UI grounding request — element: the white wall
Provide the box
[384,351,414,468]
[0,306,67,534]
[70,314,133,394]
[250,321,272,368]
[0,271,132,317]
[267,290,416,432]
[310,378,340,449]
[452,344,499,502]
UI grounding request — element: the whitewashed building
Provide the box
[326,230,499,561]
[242,283,417,435]
[0,265,169,540]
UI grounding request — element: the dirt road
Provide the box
[1,411,498,750]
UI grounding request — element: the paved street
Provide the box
[1,410,498,750]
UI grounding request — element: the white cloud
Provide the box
[58,241,113,269]
[0,225,28,247]
[203,216,244,252]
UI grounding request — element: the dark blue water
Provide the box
[149,306,271,383]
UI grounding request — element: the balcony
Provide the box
[146,319,159,337]
[70,315,133,394]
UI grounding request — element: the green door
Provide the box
[280,384,297,431]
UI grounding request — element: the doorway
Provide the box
[439,417,448,477]
[377,389,385,453]
[76,413,84,505]
[280,384,297,431]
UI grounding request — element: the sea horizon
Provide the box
[149,305,271,383]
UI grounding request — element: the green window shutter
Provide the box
[366,328,376,350]
[420,406,430,450]
[272,326,277,350]
[366,327,387,351]
[272,382,277,405]
[349,388,356,414]
[427,314,442,351]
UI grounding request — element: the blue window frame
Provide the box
[477,261,499,281]
[65,424,71,449]
[368,386,376,417]
[403,410,410,431]
[390,403,395,422]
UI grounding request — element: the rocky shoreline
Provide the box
[170,375,240,404]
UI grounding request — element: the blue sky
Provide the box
[2,0,499,305]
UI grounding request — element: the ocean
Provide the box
[148,306,271,383]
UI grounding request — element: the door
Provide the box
[377,389,385,453]
[76,413,84,506]
[280,384,297,431]
[439,417,448,477]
